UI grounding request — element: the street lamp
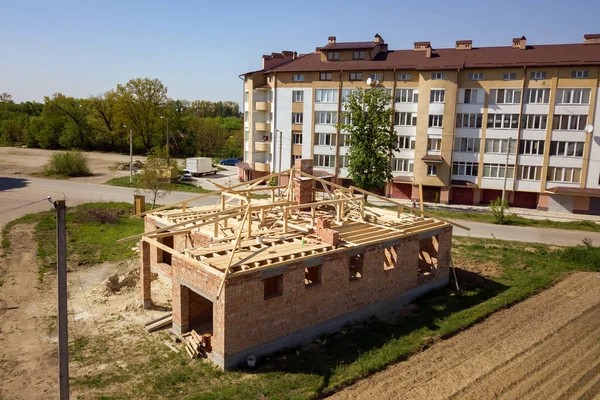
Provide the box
[123,124,133,184]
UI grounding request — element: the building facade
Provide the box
[241,34,600,214]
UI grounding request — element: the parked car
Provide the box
[220,158,239,166]
[180,170,194,181]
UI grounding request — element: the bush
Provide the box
[489,197,509,224]
[44,151,92,177]
[79,208,124,224]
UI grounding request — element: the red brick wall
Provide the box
[222,227,452,355]
[314,218,340,246]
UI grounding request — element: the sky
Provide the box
[1,0,599,105]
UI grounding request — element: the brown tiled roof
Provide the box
[546,186,600,197]
[421,155,444,162]
[393,175,413,183]
[316,41,378,51]
[451,179,478,188]
[267,43,600,73]
[312,169,334,178]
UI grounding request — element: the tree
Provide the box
[89,90,126,151]
[43,93,91,149]
[115,78,168,151]
[489,197,510,224]
[138,146,177,208]
[0,93,13,103]
[188,116,224,157]
[339,88,395,199]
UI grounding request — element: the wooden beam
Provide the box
[419,183,424,217]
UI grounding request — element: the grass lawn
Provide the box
[106,176,212,194]
[1,202,144,280]
[4,203,600,399]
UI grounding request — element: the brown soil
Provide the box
[0,224,172,399]
[0,147,146,183]
[329,272,600,400]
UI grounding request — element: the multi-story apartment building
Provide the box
[241,34,600,214]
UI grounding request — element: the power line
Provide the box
[0,197,51,216]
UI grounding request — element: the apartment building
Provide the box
[241,34,600,214]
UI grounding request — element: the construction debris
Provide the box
[182,330,210,359]
[145,313,173,332]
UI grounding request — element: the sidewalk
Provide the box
[366,196,600,223]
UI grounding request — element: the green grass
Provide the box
[2,202,144,281]
[68,236,600,399]
[106,176,212,194]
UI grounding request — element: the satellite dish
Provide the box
[366,77,373,85]
[585,124,594,133]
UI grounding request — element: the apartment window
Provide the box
[525,88,550,104]
[349,72,362,81]
[392,158,413,172]
[397,73,412,81]
[552,115,587,131]
[503,72,517,80]
[430,89,445,103]
[463,88,480,104]
[395,88,418,103]
[349,254,364,280]
[292,90,304,102]
[519,140,545,155]
[315,89,338,103]
[304,265,322,287]
[394,112,417,126]
[397,136,415,150]
[456,113,483,128]
[353,51,365,60]
[340,134,352,147]
[427,165,438,176]
[483,164,515,178]
[314,154,335,167]
[244,111,248,121]
[341,89,356,103]
[572,70,589,79]
[316,132,336,146]
[291,112,303,124]
[292,132,303,144]
[454,137,480,153]
[384,246,397,271]
[293,74,304,82]
[469,73,484,81]
[339,155,349,168]
[549,141,584,157]
[340,112,352,125]
[530,71,547,80]
[369,73,383,81]
[429,115,443,128]
[487,113,519,129]
[491,88,521,104]
[427,137,442,151]
[244,130,249,141]
[524,114,548,130]
[264,275,283,299]
[291,155,302,166]
[556,88,591,104]
[518,165,541,181]
[327,52,339,61]
[432,72,446,80]
[315,111,337,124]
[244,91,249,102]
[452,161,479,176]
[547,167,581,183]
[485,138,516,154]
[320,72,332,81]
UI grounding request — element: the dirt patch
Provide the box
[452,256,503,278]
[329,272,600,400]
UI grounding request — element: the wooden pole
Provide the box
[216,205,251,299]
[419,183,424,217]
[54,200,69,400]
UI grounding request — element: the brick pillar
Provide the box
[140,241,152,309]
[411,185,420,201]
[440,187,450,205]
[473,188,481,206]
[294,159,314,206]
[172,283,189,335]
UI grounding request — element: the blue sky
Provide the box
[1,0,599,104]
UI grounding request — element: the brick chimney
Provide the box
[414,41,431,51]
[584,34,600,44]
[294,159,314,207]
[374,33,384,44]
[328,36,336,44]
[512,36,527,50]
[262,50,297,70]
[455,40,472,50]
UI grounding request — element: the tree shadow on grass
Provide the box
[0,177,29,192]
[242,268,509,397]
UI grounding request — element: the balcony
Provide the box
[255,101,271,112]
[255,122,271,131]
[255,141,270,152]
[254,162,271,172]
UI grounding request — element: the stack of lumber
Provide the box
[144,313,173,332]
[182,330,207,359]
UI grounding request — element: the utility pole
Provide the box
[166,118,170,165]
[129,128,133,184]
[501,137,512,204]
[55,200,69,400]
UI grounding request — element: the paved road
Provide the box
[2,175,600,247]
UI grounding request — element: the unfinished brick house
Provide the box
[125,159,456,369]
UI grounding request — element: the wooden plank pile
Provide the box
[182,330,208,359]
[144,313,173,332]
